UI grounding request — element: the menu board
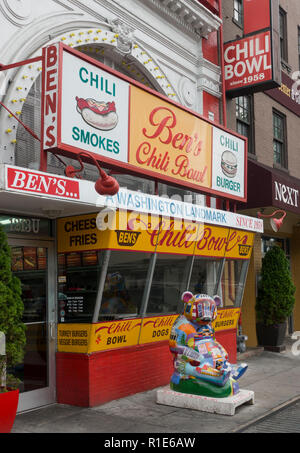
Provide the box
[66,252,81,267]
[11,247,23,271]
[58,253,66,267]
[37,248,47,270]
[82,251,98,266]
[66,295,84,314]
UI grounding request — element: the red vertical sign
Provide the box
[243,0,271,35]
[224,0,280,97]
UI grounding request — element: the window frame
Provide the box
[298,26,300,70]
[233,0,243,28]
[235,95,254,155]
[279,7,288,63]
[273,109,288,169]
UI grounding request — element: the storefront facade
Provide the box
[0,0,261,411]
[222,0,300,347]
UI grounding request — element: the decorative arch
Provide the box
[0,23,178,162]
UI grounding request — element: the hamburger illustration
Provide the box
[221,150,238,178]
[76,97,118,131]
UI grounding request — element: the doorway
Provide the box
[8,238,56,412]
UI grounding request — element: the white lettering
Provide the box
[56,179,66,195]
[37,176,53,193]
[224,45,235,64]
[25,174,39,190]
[274,181,299,207]
[11,171,26,188]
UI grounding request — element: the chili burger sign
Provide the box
[41,43,247,202]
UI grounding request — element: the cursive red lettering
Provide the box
[142,106,176,144]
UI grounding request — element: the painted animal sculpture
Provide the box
[169,292,247,398]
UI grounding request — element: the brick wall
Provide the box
[56,333,238,407]
[56,342,174,407]
[290,226,300,331]
[241,234,262,347]
[254,92,300,178]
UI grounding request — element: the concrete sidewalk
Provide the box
[11,340,300,433]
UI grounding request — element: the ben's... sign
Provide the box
[6,166,80,200]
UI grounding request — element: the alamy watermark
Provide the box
[291,331,300,356]
[94,191,225,233]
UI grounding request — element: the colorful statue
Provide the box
[169,292,247,398]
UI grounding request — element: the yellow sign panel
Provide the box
[212,308,241,332]
[57,213,101,253]
[57,324,91,353]
[57,309,240,353]
[90,318,142,352]
[104,211,160,253]
[139,314,179,344]
[57,211,254,260]
[129,85,212,190]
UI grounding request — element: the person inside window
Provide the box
[101,272,136,315]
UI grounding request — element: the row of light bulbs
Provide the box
[4,27,176,145]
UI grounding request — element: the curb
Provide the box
[229,394,300,433]
[237,347,264,361]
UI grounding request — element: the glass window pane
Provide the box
[11,246,48,392]
[147,254,192,315]
[188,257,223,296]
[234,0,243,23]
[273,141,282,164]
[237,120,249,139]
[99,251,151,320]
[220,259,249,308]
[58,251,102,323]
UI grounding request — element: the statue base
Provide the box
[156,386,255,416]
[170,376,238,398]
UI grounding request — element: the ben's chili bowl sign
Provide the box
[129,85,212,190]
[123,215,255,259]
[42,44,247,202]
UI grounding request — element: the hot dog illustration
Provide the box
[76,97,118,131]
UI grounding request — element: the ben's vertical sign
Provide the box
[42,43,60,150]
[224,0,281,97]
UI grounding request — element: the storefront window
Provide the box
[188,257,223,296]
[261,236,290,261]
[11,246,48,392]
[158,183,193,204]
[98,251,152,320]
[146,254,192,315]
[58,250,102,323]
[220,259,249,308]
[114,174,155,194]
